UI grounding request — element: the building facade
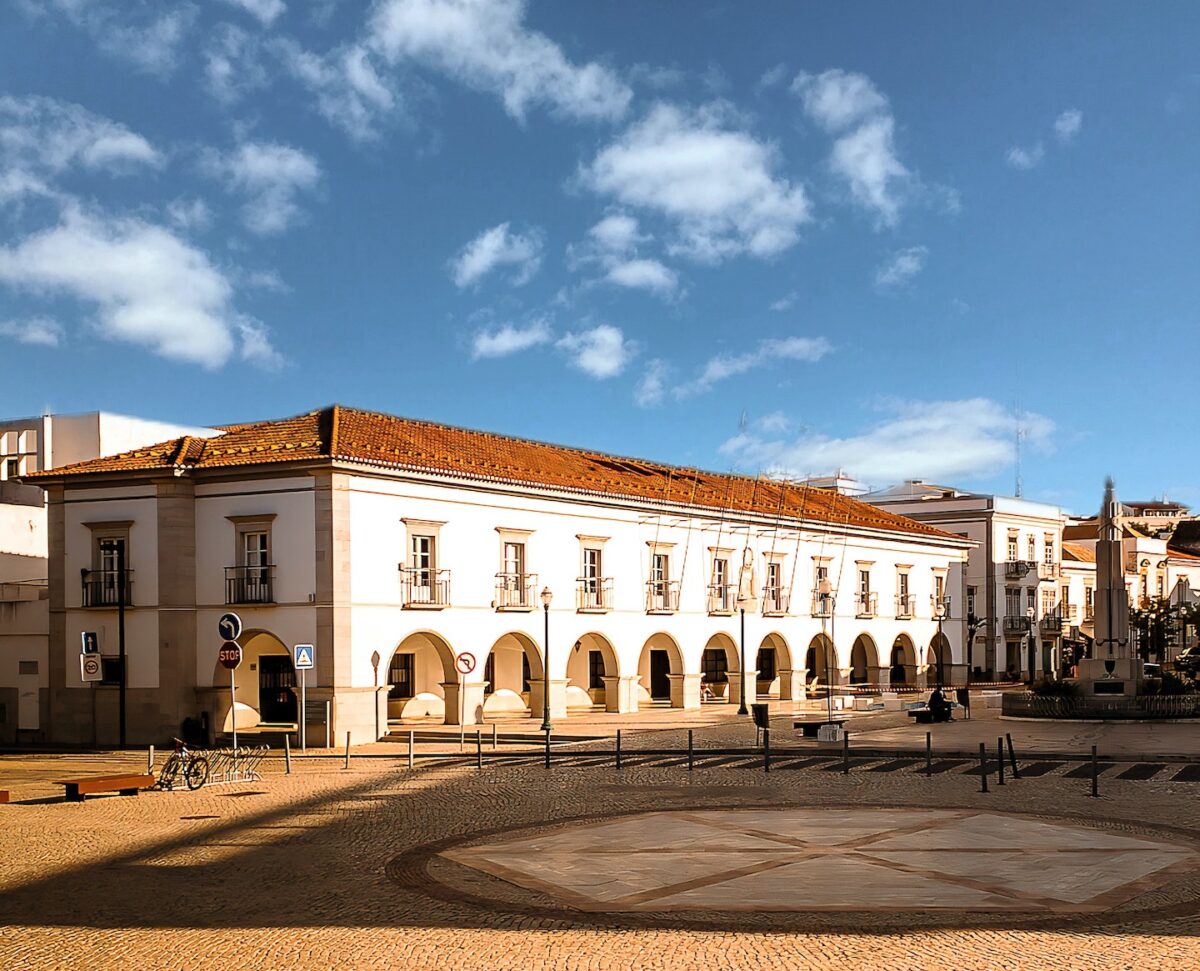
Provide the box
[26,406,972,745]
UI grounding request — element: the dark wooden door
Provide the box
[649,650,671,700]
[259,655,297,723]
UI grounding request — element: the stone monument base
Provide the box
[1076,657,1144,698]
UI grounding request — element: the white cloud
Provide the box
[634,358,668,407]
[581,102,811,262]
[0,207,275,367]
[556,323,634,378]
[165,197,212,232]
[219,0,287,27]
[203,142,322,235]
[0,317,63,347]
[451,222,542,287]
[1054,108,1082,143]
[273,39,398,141]
[20,1,197,76]
[605,258,678,297]
[874,245,928,288]
[569,213,679,298]
[756,63,789,92]
[755,410,791,433]
[367,0,631,122]
[1006,143,1045,170]
[675,336,832,398]
[470,318,552,358]
[205,23,270,104]
[718,398,1054,484]
[0,96,161,175]
[791,68,888,132]
[792,69,913,226]
[769,292,796,311]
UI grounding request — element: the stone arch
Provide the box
[804,633,839,690]
[889,633,918,687]
[849,633,880,686]
[927,632,953,686]
[757,631,796,699]
[480,631,544,718]
[700,632,739,703]
[386,630,457,723]
[564,631,620,712]
[214,629,294,732]
[638,632,685,707]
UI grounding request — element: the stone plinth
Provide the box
[667,673,701,709]
[1077,658,1144,698]
[601,675,640,713]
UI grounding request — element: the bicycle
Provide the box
[156,738,209,791]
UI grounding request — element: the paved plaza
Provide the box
[3,715,1200,971]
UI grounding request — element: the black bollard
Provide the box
[925,731,932,777]
[687,729,693,771]
[842,730,850,775]
[544,728,551,769]
[1091,744,1099,798]
[979,742,989,793]
[764,727,771,773]
[1006,733,1021,779]
[476,729,483,770]
[616,728,622,770]
[997,737,1005,785]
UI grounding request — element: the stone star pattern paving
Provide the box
[446,808,1196,914]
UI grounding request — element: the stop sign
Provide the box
[218,640,243,670]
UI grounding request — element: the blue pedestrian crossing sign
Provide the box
[294,643,315,670]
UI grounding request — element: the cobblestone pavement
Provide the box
[3,747,1200,970]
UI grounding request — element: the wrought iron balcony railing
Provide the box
[494,572,538,610]
[645,580,680,614]
[855,592,878,618]
[1005,560,1035,579]
[81,569,133,608]
[1039,612,1063,633]
[812,590,835,618]
[225,565,275,605]
[762,586,789,616]
[706,583,735,615]
[1003,615,1033,634]
[1038,562,1060,580]
[400,567,450,608]
[576,576,613,612]
[895,593,915,618]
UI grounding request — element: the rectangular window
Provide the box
[100,656,123,686]
[934,574,945,602]
[757,647,777,680]
[1007,533,1018,561]
[766,561,782,610]
[1005,587,1021,616]
[1043,536,1055,564]
[713,556,728,589]
[387,654,415,700]
[411,534,435,583]
[1027,535,1036,561]
[858,569,870,596]
[1085,586,1094,617]
[651,552,669,583]
[583,547,602,582]
[588,650,605,690]
[4,458,17,479]
[899,573,910,598]
[1060,584,1070,607]
[18,660,37,676]
[97,536,127,606]
[701,649,728,683]
[815,563,829,587]
[502,541,525,578]
[1026,588,1036,611]
[966,586,976,617]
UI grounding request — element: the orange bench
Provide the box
[55,773,154,802]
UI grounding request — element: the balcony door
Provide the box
[501,541,525,606]
[243,530,269,602]
[98,537,126,605]
[582,547,602,607]
[651,553,670,609]
[411,535,435,598]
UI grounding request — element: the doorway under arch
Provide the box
[564,632,619,711]
[756,632,795,699]
[386,630,456,723]
[804,633,838,691]
[928,632,953,686]
[701,632,739,702]
[481,632,544,718]
[849,634,879,685]
[638,633,684,706]
[890,634,918,686]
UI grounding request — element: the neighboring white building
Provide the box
[0,412,214,742]
[864,481,1067,680]
[24,406,972,746]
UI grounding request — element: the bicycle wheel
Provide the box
[184,756,209,790]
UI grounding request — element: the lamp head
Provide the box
[540,586,553,608]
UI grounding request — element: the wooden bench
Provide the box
[793,717,847,738]
[55,773,154,803]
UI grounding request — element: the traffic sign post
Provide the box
[218,640,243,749]
[294,644,314,751]
[80,653,102,683]
[455,652,476,729]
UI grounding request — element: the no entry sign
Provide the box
[218,640,243,670]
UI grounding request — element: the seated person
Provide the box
[927,686,952,723]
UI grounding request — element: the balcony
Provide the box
[576,576,613,613]
[1040,613,1063,634]
[762,586,789,617]
[1038,562,1060,581]
[1061,604,1077,622]
[895,593,915,619]
[645,580,680,614]
[1085,604,1095,621]
[1005,560,1035,579]
[1003,615,1032,635]
[400,567,450,608]
[224,565,275,605]
[811,590,834,618]
[855,592,878,618]
[494,572,538,611]
[81,569,133,608]
[706,583,735,615]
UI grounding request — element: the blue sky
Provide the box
[1,1,1198,514]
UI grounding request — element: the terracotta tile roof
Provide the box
[28,406,960,541]
[1062,542,1096,564]
[1168,546,1200,562]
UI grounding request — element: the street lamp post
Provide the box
[1026,605,1037,683]
[934,599,947,687]
[540,586,553,732]
[736,600,749,715]
[818,577,834,724]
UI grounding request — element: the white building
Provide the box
[25,406,972,746]
[864,481,1066,680]
[0,412,213,742]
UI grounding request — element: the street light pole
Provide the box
[935,600,946,687]
[819,576,834,724]
[1026,605,1036,683]
[540,587,553,731]
[117,540,127,748]
[737,606,749,715]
